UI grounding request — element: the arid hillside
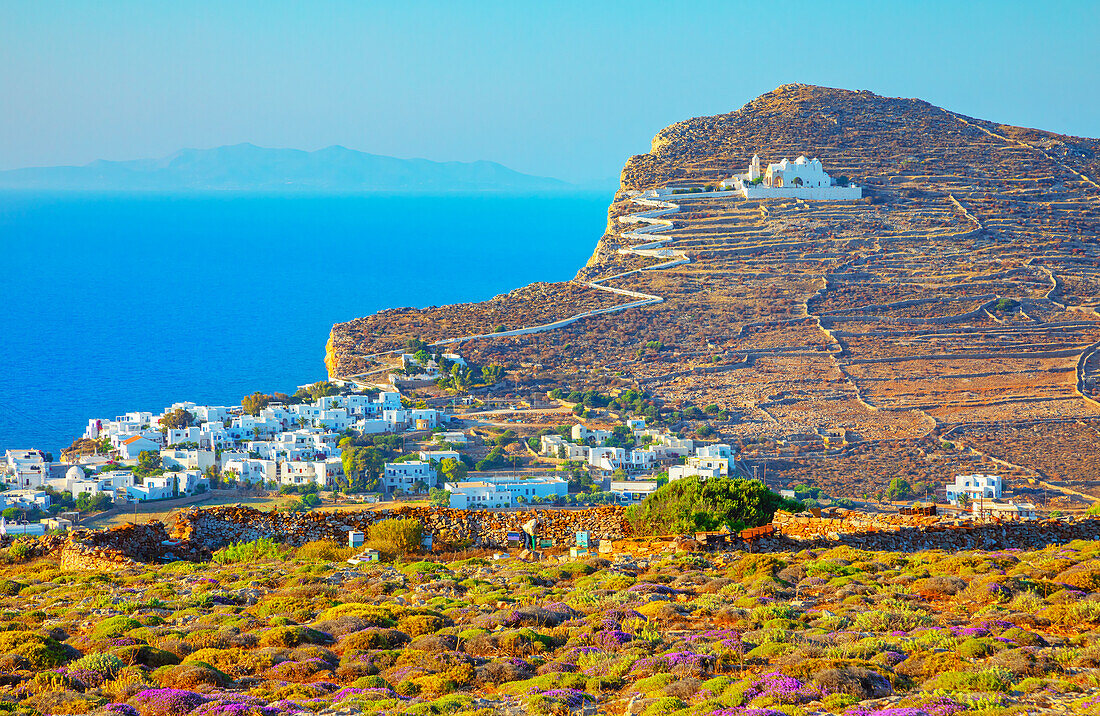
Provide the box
[327,84,1100,491]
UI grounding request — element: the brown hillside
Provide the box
[328,84,1100,494]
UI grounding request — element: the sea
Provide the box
[0,191,611,455]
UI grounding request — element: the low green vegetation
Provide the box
[625,476,803,534]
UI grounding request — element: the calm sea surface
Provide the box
[0,191,611,454]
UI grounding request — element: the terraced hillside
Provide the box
[328,84,1100,490]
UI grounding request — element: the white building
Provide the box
[684,455,730,477]
[127,475,175,502]
[419,450,461,464]
[4,450,49,489]
[973,500,1037,521]
[438,431,468,446]
[572,425,611,444]
[945,474,1002,505]
[223,458,278,485]
[656,434,695,457]
[119,435,160,460]
[280,458,343,488]
[382,409,445,432]
[446,475,567,509]
[447,481,513,509]
[669,464,722,481]
[0,489,51,511]
[696,443,734,461]
[0,516,47,536]
[382,461,434,494]
[609,479,659,503]
[160,448,215,472]
[178,470,209,495]
[589,446,626,472]
[722,154,862,201]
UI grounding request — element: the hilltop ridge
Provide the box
[328,84,1100,498]
[0,143,571,192]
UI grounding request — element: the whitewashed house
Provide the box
[609,479,659,503]
[419,450,461,464]
[4,449,49,489]
[945,474,1002,505]
[446,475,567,508]
[382,461,434,493]
[572,425,611,444]
[119,435,160,460]
[159,448,215,472]
[447,481,513,509]
[668,464,722,481]
[223,458,278,485]
[127,475,175,501]
[0,489,51,511]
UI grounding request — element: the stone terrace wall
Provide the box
[768,509,1100,552]
[58,522,179,571]
[170,505,631,551]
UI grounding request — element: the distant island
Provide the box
[0,143,573,192]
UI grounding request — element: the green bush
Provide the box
[212,537,287,564]
[924,668,1014,692]
[91,616,143,640]
[625,476,802,534]
[71,652,125,678]
[368,518,423,558]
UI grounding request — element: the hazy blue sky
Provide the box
[2,1,1097,183]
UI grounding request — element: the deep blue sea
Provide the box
[0,191,610,454]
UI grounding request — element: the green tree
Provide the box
[160,408,194,431]
[341,446,385,489]
[242,392,271,416]
[429,487,451,507]
[307,381,339,400]
[884,478,913,501]
[438,457,467,483]
[137,450,161,472]
[625,476,801,534]
[481,365,505,385]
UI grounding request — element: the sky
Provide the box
[2,1,1098,184]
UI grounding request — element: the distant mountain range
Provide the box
[0,143,575,192]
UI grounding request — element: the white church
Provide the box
[720,154,862,200]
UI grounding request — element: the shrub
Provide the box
[153,661,232,689]
[296,540,358,562]
[93,617,144,640]
[129,688,208,716]
[625,476,801,534]
[115,645,181,668]
[0,579,25,596]
[368,518,423,557]
[211,538,287,565]
[813,666,892,699]
[258,626,333,648]
[72,652,125,679]
[400,614,446,638]
[924,668,1014,692]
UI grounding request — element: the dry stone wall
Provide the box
[768,509,1100,551]
[170,504,632,551]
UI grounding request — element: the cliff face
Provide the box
[327,84,1100,494]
